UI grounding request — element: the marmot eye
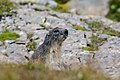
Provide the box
[54,30,59,33]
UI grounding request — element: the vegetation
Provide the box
[103,27,120,37]
[40,24,46,28]
[81,19,120,37]
[27,33,33,39]
[51,4,71,13]
[80,20,120,51]
[0,0,14,16]
[0,62,111,80]
[82,34,107,51]
[26,40,37,51]
[107,0,120,22]
[0,30,20,41]
[54,0,70,4]
[74,25,87,31]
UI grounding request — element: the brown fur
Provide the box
[31,27,68,65]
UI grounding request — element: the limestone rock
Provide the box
[68,0,110,16]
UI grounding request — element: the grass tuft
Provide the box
[0,0,14,16]
[103,27,120,37]
[0,30,20,41]
[26,40,37,51]
[82,34,107,51]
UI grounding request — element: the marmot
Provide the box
[31,27,68,64]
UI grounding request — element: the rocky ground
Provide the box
[0,0,120,79]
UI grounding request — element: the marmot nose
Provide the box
[64,29,68,36]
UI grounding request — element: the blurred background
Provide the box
[6,0,120,22]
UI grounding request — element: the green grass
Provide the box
[0,0,14,16]
[103,27,120,37]
[0,31,20,41]
[82,34,107,51]
[74,25,87,31]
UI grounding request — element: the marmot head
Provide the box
[43,27,68,46]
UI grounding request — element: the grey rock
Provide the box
[0,53,28,64]
[0,41,4,46]
[0,27,3,33]
[98,34,110,39]
[32,4,50,11]
[4,43,28,58]
[5,40,16,44]
[10,0,48,5]
[95,37,120,79]
[68,0,110,16]
[109,23,120,32]
[47,0,57,7]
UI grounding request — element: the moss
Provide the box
[0,30,20,41]
[0,0,14,16]
[51,4,71,13]
[74,25,87,31]
[26,40,37,51]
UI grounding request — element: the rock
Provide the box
[98,34,109,39]
[47,0,57,8]
[31,35,39,40]
[0,27,3,33]
[68,0,110,16]
[15,31,27,42]
[5,40,16,44]
[0,41,4,46]
[10,0,49,5]
[110,23,120,32]
[32,4,50,11]
[4,43,29,58]
[95,37,120,79]
[0,53,28,64]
